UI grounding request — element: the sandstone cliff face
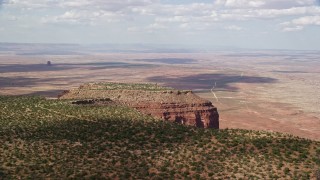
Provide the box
[129,102,219,128]
[59,83,219,129]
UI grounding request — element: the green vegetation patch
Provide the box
[0,95,319,179]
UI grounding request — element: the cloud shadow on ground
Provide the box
[0,62,155,73]
[148,73,277,91]
[133,58,196,64]
[0,64,75,73]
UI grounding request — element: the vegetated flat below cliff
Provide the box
[0,95,319,179]
[59,82,219,129]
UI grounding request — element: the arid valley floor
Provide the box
[1,49,320,140]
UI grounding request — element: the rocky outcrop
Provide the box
[59,83,219,129]
[131,102,219,128]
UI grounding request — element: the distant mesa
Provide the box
[59,82,219,129]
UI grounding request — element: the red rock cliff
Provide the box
[129,102,219,128]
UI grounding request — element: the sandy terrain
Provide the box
[0,50,319,140]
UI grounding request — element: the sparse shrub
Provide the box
[284,167,290,175]
[315,168,320,180]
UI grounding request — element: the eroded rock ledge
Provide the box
[59,83,219,129]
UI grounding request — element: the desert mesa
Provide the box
[1,48,319,140]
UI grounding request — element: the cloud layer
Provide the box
[1,0,320,49]
[4,0,320,30]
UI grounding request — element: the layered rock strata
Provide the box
[131,102,219,128]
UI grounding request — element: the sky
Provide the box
[0,0,320,50]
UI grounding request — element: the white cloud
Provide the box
[127,26,140,32]
[7,0,55,8]
[41,10,120,25]
[155,16,189,23]
[217,6,320,20]
[58,0,91,8]
[282,26,304,32]
[291,15,320,25]
[127,22,166,33]
[215,0,265,8]
[225,25,243,31]
[147,23,166,29]
[214,0,317,9]
[7,0,157,10]
[130,6,154,15]
[281,15,320,32]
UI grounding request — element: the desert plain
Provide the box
[1,48,319,140]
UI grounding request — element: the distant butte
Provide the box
[59,83,219,129]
